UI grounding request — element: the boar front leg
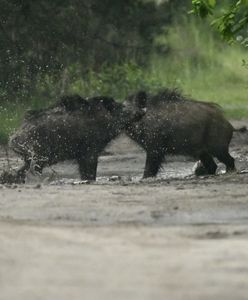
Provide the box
[0,160,30,184]
[77,154,98,181]
[198,152,218,175]
[143,151,164,178]
[215,150,236,172]
[15,159,31,183]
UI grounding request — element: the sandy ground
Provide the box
[1,120,248,300]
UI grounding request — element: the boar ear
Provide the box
[135,91,147,109]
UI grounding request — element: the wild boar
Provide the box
[125,89,235,178]
[6,94,146,183]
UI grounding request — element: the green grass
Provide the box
[1,16,248,144]
[147,17,248,118]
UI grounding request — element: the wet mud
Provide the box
[0,120,248,300]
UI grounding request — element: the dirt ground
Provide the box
[1,120,248,300]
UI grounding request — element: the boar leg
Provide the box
[32,161,46,174]
[143,151,164,178]
[194,161,209,176]
[77,154,98,180]
[215,150,235,172]
[16,160,31,182]
[198,153,217,175]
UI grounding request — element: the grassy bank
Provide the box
[149,17,248,119]
[1,17,248,144]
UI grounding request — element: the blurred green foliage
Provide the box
[191,0,248,42]
[0,0,176,100]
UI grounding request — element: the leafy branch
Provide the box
[191,0,248,42]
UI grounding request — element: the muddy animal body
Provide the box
[125,89,235,178]
[8,95,146,183]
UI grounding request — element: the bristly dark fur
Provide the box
[24,95,119,121]
[148,88,224,114]
[57,95,118,112]
[88,96,118,112]
[125,87,234,178]
[134,91,147,108]
[24,95,88,120]
[150,88,185,104]
[58,94,89,111]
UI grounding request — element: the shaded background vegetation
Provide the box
[0,0,247,143]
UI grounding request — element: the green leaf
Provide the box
[208,0,216,8]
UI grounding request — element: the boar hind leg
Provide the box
[197,153,217,175]
[77,155,98,181]
[143,152,164,178]
[216,150,235,172]
[16,160,31,183]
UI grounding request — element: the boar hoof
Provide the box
[193,161,209,176]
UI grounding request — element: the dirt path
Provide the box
[0,120,248,300]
